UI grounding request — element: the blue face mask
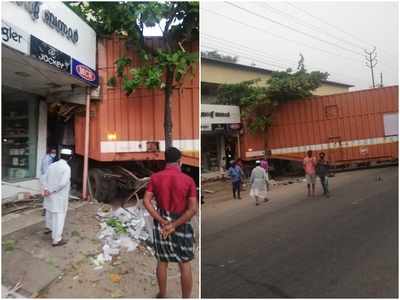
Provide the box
[50,153,56,158]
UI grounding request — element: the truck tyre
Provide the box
[88,168,109,203]
[104,178,118,202]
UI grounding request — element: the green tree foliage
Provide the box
[71,1,198,149]
[217,57,329,132]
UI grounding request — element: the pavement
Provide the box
[2,201,199,298]
[201,166,398,298]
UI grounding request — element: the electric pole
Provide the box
[380,72,383,87]
[364,47,378,88]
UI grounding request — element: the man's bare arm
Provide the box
[143,191,168,225]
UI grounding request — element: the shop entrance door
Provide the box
[224,136,237,169]
[47,104,75,158]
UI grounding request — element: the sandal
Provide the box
[52,239,68,247]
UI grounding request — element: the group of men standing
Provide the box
[228,157,270,205]
[303,150,330,197]
[227,150,330,205]
[38,146,197,298]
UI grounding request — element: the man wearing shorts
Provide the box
[303,150,317,197]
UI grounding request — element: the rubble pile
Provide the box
[92,204,154,269]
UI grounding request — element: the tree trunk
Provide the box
[164,68,174,150]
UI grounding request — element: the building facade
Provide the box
[201,57,353,174]
[2,2,98,202]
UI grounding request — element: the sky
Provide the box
[201,1,398,90]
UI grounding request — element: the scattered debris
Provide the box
[71,230,81,238]
[3,281,23,298]
[110,289,124,298]
[96,205,113,219]
[31,292,39,298]
[3,239,16,252]
[110,273,122,284]
[92,204,154,269]
[203,189,215,194]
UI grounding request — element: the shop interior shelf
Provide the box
[3,164,29,168]
[3,135,29,138]
[4,116,29,120]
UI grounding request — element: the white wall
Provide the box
[2,2,96,69]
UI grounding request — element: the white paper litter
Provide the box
[93,203,155,269]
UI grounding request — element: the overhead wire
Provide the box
[201,7,365,65]
[202,39,367,85]
[257,2,367,51]
[202,4,395,83]
[225,1,364,57]
[202,33,299,66]
[285,1,398,60]
[202,45,289,71]
[285,2,375,50]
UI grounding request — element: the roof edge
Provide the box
[201,56,354,88]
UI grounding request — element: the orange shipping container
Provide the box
[241,86,398,165]
[75,36,199,167]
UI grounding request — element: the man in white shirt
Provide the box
[41,148,72,247]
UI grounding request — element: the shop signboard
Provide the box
[211,124,225,132]
[1,20,30,55]
[201,104,241,128]
[71,58,98,86]
[30,35,71,72]
[3,1,96,70]
[201,124,212,132]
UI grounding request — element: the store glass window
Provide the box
[201,134,220,173]
[2,91,38,181]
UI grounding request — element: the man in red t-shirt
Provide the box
[144,147,197,298]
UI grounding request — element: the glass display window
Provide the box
[2,91,39,181]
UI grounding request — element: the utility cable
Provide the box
[225,2,364,57]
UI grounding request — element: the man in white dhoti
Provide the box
[41,148,72,247]
[250,160,269,206]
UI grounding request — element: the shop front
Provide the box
[2,2,97,202]
[201,104,241,173]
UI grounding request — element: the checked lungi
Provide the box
[153,208,195,263]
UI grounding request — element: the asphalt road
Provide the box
[201,166,398,298]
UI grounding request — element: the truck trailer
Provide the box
[73,35,199,202]
[241,86,398,170]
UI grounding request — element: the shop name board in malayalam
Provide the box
[201,104,241,125]
[15,1,79,44]
[201,111,231,118]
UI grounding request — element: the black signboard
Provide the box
[30,35,71,72]
[212,124,226,132]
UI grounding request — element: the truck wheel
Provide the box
[104,178,118,202]
[88,168,109,203]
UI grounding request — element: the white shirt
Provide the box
[250,166,268,191]
[42,159,71,213]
